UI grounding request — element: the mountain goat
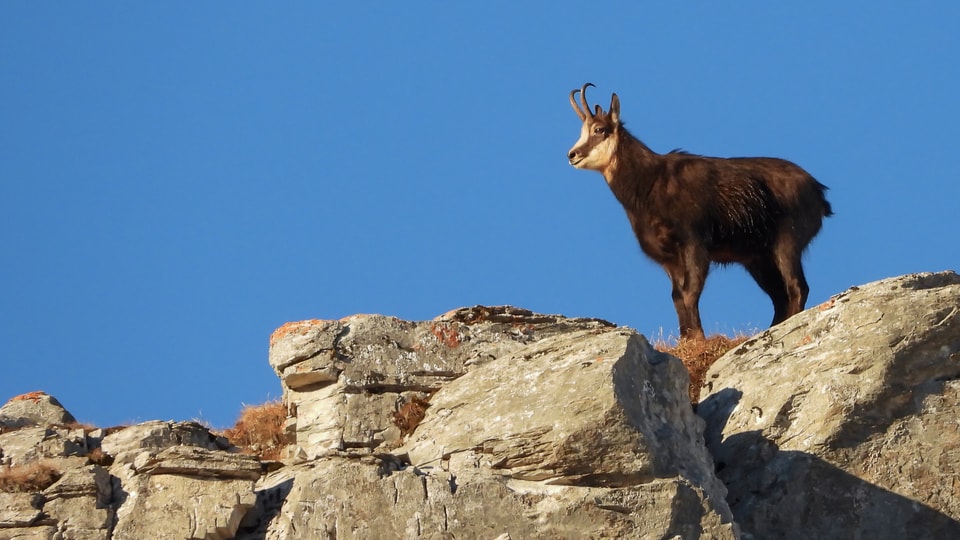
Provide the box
[567,83,832,338]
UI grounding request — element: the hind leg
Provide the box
[772,239,810,322]
[746,257,791,326]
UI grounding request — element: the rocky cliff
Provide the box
[1,271,958,539]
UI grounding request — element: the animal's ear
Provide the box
[609,93,620,124]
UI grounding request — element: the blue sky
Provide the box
[2,3,958,429]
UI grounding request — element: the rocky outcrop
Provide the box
[698,271,960,539]
[267,307,618,459]
[0,392,76,431]
[1,271,959,539]
[257,309,737,538]
[0,397,263,540]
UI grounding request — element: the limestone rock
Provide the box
[0,392,76,430]
[111,448,258,540]
[41,465,113,540]
[0,412,256,540]
[0,425,88,466]
[699,271,960,539]
[134,445,262,480]
[260,308,738,539]
[401,328,722,492]
[100,420,229,462]
[269,306,616,459]
[111,473,256,540]
[0,526,58,540]
[4,272,959,539]
[104,425,258,540]
[240,456,736,540]
[0,492,44,528]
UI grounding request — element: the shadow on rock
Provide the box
[699,391,960,540]
[235,477,294,540]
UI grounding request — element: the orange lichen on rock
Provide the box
[430,322,462,348]
[9,391,48,403]
[269,319,327,347]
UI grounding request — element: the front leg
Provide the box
[664,247,709,339]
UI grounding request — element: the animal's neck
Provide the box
[603,130,659,207]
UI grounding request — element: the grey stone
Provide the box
[0,492,44,528]
[0,393,76,430]
[4,273,959,539]
[0,426,87,466]
[40,465,113,539]
[260,307,737,539]
[239,457,737,540]
[699,271,960,539]
[100,420,228,466]
[270,307,616,459]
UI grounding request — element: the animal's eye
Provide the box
[593,126,606,135]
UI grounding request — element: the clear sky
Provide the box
[2,3,958,429]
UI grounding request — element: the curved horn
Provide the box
[579,83,596,118]
[569,88,586,121]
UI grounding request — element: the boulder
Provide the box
[111,447,260,540]
[699,271,960,539]
[40,465,113,540]
[268,306,616,459]
[0,492,44,528]
[0,392,76,430]
[101,423,259,540]
[240,456,734,540]
[400,328,720,490]
[261,307,738,539]
[100,420,229,460]
[0,426,87,466]
[0,411,260,540]
[0,526,58,540]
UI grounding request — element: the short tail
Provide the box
[817,181,834,217]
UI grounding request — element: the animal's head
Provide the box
[567,83,621,172]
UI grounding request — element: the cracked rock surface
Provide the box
[699,271,960,539]
[2,272,959,539]
[256,309,737,539]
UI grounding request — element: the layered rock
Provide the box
[258,310,737,538]
[699,271,960,539]
[2,271,959,539]
[267,306,617,459]
[0,394,264,540]
[0,392,76,430]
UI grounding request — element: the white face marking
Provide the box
[568,123,591,167]
[568,121,616,172]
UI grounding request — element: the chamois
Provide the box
[567,83,832,339]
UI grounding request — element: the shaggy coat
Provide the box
[567,83,832,338]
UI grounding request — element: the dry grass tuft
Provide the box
[0,461,62,493]
[86,447,114,467]
[221,400,288,461]
[655,334,750,403]
[393,396,431,437]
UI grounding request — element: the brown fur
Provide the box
[568,84,832,338]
